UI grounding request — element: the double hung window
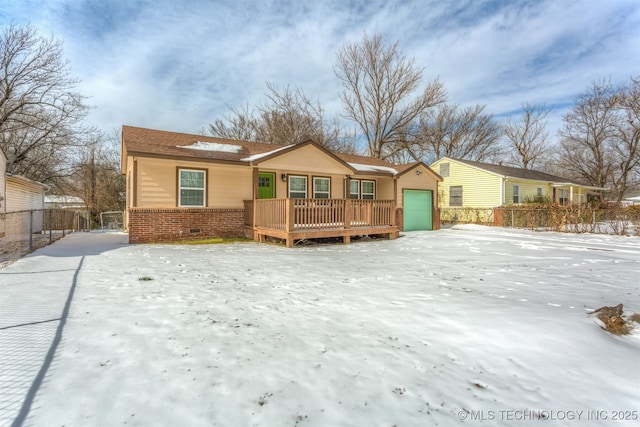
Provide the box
[313,177,330,199]
[361,181,375,199]
[179,169,206,207]
[449,186,463,207]
[559,189,569,206]
[288,176,307,198]
[349,179,375,199]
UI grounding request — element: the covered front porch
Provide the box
[244,198,398,247]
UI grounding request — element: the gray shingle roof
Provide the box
[453,158,593,186]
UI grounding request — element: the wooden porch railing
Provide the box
[248,198,395,231]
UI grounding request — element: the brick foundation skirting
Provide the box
[128,208,245,243]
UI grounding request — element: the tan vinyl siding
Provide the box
[259,144,352,175]
[135,157,252,208]
[396,165,439,208]
[374,177,394,200]
[431,159,502,208]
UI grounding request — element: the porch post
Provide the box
[570,186,574,204]
[252,167,258,228]
[392,177,398,227]
[344,198,351,230]
[285,198,294,248]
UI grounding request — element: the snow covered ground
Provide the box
[1,225,639,426]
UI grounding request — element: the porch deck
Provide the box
[244,199,397,247]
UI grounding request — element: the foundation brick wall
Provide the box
[128,208,245,243]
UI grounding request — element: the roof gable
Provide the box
[395,162,443,181]
[251,141,355,174]
[439,157,598,187]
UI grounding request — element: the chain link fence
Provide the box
[0,209,91,266]
[440,207,495,225]
[494,205,640,236]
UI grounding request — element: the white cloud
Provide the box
[1,0,638,142]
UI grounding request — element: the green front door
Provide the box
[258,172,275,199]
[403,190,433,231]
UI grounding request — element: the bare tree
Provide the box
[609,76,640,201]
[503,103,550,169]
[335,33,445,159]
[68,129,125,224]
[208,103,260,142]
[256,83,354,152]
[210,83,356,153]
[558,79,617,191]
[0,24,87,182]
[407,104,502,164]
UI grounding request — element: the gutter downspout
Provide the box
[502,177,508,206]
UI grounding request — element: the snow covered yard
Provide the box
[7,226,640,426]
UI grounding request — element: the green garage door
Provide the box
[403,190,433,231]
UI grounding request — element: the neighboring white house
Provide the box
[1,151,48,236]
[5,174,47,212]
[0,151,5,237]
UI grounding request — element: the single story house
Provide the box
[430,157,605,222]
[121,126,442,246]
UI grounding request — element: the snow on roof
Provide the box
[179,141,243,153]
[240,145,295,162]
[348,163,398,175]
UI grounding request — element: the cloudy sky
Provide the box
[1,0,638,143]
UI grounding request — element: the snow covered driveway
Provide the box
[1,227,639,426]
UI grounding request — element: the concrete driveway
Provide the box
[0,232,128,427]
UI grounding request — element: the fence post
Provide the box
[29,210,33,251]
[49,209,53,244]
[511,209,515,228]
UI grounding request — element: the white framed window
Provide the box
[288,175,307,198]
[513,185,520,204]
[178,169,206,207]
[349,179,360,199]
[537,187,543,198]
[439,162,450,177]
[361,180,375,199]
[449,186,462,207]
[313,177,330,199]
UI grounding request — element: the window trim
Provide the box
[449,185,463,207]
[439,162,450,178]
[349,179,360,199]
[559,188,569,206]
[288,175,308,199]
[361,180,375,199]
[513,184,520,204]
[313,176,331,199]
[177,167,207,207]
